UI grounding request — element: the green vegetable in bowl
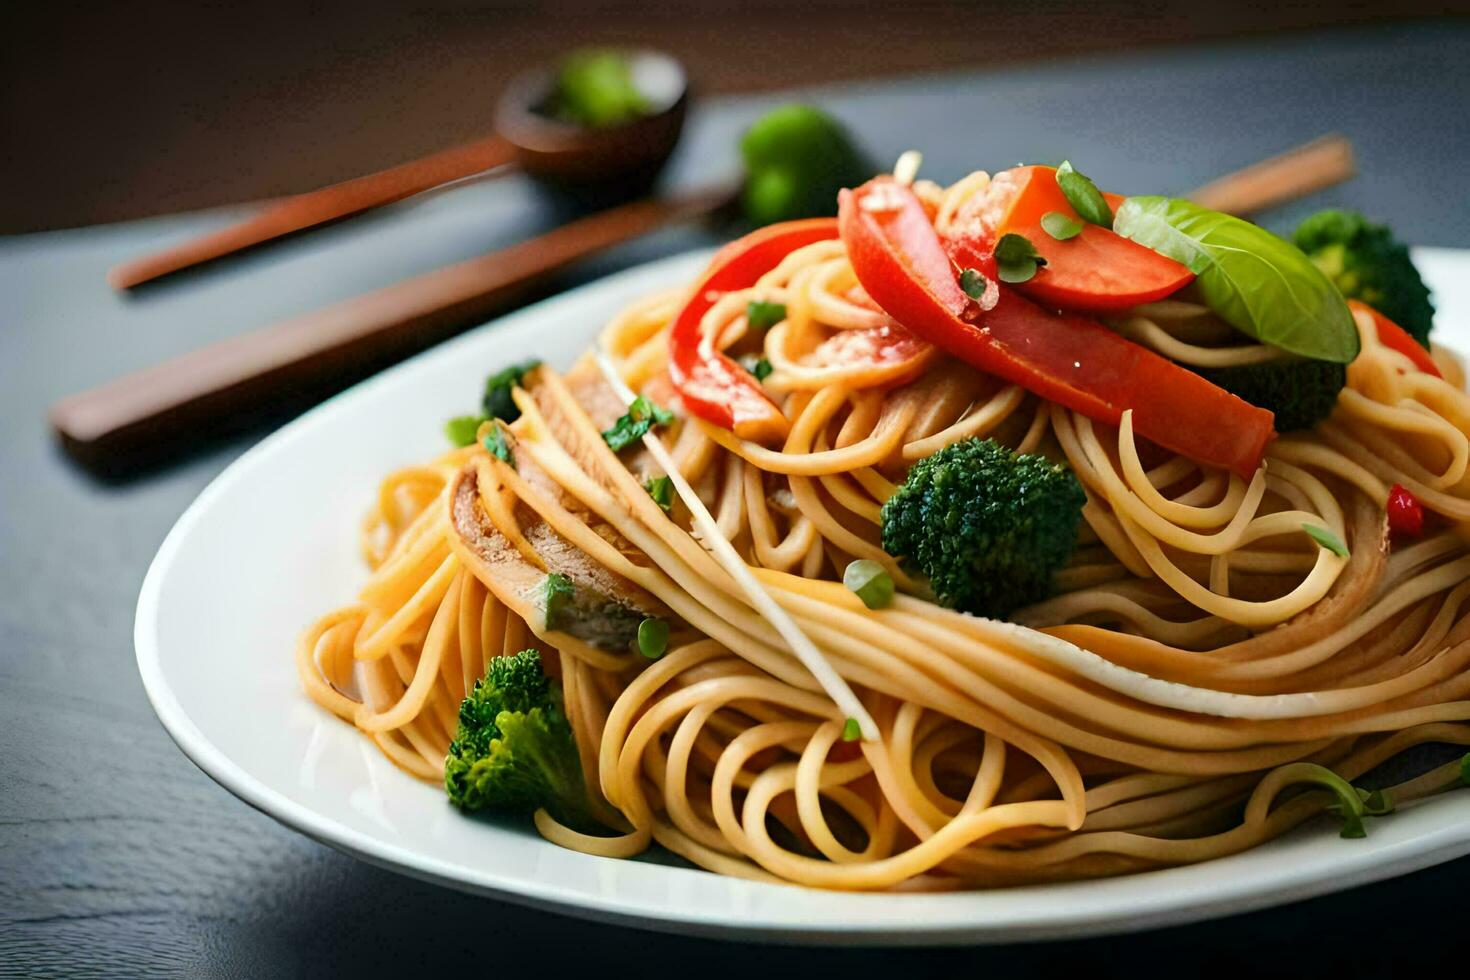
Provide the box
[740,105,871,225]
[444,649,595,831]
[1293,209,1435,348]
[1113,197,1359,364]
[881,438,1086,619]
[549,49,651,128]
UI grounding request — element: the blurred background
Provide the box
[4,0,1462,233]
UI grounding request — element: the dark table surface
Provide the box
[4,21,1469,978]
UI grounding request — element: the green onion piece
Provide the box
[539,573,575,631]
[644,475,674,512]
[482,360,541,423]
[603,395,675,451]
[994,232,1047,284]
[636,617,670,659]
[1459,752,1469,787]
[1040,210,1083,241]
[445,414,486,447]
[843,559,895,610]
[1359,788,1395,816]
[1284,763,1370,838]
[482,426,515,467]
[841,717,862,742]
[959,267,990,299]
[1055,160,1113,227]
[1302,523,1350,557]
[746,300,787,332]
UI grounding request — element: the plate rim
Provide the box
[135,247,1470,945]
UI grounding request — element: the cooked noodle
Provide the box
[297,168,1470,891]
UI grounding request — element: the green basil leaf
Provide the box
[1113,196,1359,363]
[994,232,1046,284]
[1056,161,1113,226]
[1040,210,1083,241]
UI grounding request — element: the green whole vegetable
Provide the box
[1113,197,1359,364]
[549,50,651,128]
[739,105,871,226]
[1293,209,1435,348]
[880,438,1086,619]
[444,649,595,831]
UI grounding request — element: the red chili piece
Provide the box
[1386,483,1425,537]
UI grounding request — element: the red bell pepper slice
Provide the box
[667,218,837,443]
[1347,300,1440,378]
[839,178,1275,478]
[946,165,1194,313]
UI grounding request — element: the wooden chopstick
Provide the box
[55,184,734,470]
[1187,133,1355,217]
[106,135,517,289]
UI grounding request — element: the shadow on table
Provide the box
[224,839,1460,978]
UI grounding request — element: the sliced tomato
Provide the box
[668,218,837,443]
[840,178,1275,478]
[946,165,1194,313]
[1347,300,1441,378]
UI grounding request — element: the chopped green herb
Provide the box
[550,50,651,128]
[482,360,541,423]
[644,475,674,513]
[636,617,670,659]
[738,353,774,382]
[994,232,1047,284]
[843,559,895,610]
[445,414,487,447]
[841,717,862,742]
[482,426,515,467]
[1040,210,1083,241]
[1055,160,1113,227]
[539,573,576,631]
[1302,523,1350,558]
[603,395,675,451]
[746,300,787,331]
[959,267,990,299]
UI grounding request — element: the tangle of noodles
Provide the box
[297,169,1470,891]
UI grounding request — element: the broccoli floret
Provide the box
[880,438,1086,618]
[444,649,594,831]
[739,105,872,226]
[1195,358,1345,432]
[1293,209,1434,348]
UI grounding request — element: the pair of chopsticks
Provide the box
[50,135,1354,472]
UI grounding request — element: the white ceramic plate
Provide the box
[137,247,1470,945]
